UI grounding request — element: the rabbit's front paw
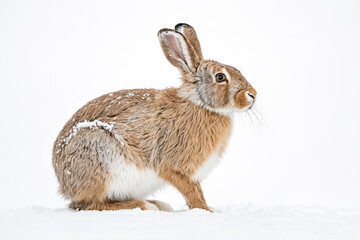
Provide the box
[190,201,213,212]
[147,200,173,212]
[144,201,159,211]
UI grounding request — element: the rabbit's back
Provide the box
[53,88,158,157]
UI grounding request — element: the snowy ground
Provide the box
[1,204,359,240]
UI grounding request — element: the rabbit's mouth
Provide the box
[248,102,254,110]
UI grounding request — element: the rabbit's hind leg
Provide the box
[69,200,160,211]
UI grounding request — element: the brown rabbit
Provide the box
[52,23,257,211]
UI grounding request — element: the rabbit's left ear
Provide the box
[158,29,200,75]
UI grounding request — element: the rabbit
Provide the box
[52,23,257,212]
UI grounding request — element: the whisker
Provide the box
[252,106,268,128]
[250,108,266,129]
[244,110,256,133]
[252,104,269,120]
[251,110,263,134]
[250,109,264,134]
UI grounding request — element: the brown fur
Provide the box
[52,23,256,212]
[158,170,210,211]
[70,200,148,211]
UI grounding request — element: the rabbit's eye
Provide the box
[215,73,227,83]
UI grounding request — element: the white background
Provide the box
[0,0,359,210]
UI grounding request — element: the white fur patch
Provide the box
[202,105,236,117]
[193,151,221,181]
[178,87,236,117]
[178,36,192,68]
[152,200,174,212]
[106,158,166,201]
[222,68,231,82]
[144,201,159,211]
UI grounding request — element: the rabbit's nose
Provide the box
[246,88,257,102]
[247,92,255,100]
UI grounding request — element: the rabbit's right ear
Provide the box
[158,29,200,76]
[175,23,203,61]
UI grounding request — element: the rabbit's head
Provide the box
[158,23,256,115]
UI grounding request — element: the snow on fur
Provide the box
[56,120,115,154]
[66,120,115,143]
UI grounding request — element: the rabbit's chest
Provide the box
[192,151,221,181]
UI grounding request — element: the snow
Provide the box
[54,120,116,154]
[65,120,115,144]
[0,204,359,240]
